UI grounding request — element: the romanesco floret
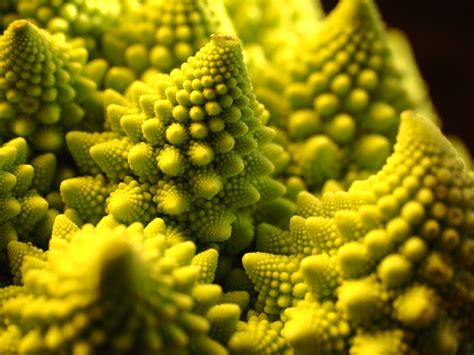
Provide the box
[0,20,100,153]
[90,0,235,93]
[244,0,429,197]
[218,290,250,312]
[0,214,244,354]
[228,310,288,354]
[7,240,45,285]
[63,34,286,247]
[1,0,121,54]
[224,0,323,58]
[243,45,293,130]
[0,138,49,278]
[0,0,472,353]
[282,0,415,191]
[447,135,473,171]
[242,111,473,354]
[383,28,474,171]
[226,0,323,135]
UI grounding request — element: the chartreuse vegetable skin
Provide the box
[0,214,244,354]
[228,310,288,354]
[0,1,472,354]
[0,138,49,276]
[241,112,474,354]
[0,20,99,153]
[258,0,418,193]
[64,34,285,246]
[1,0,120,51]
[386,29,473,169]
[226,0,324,133]
[93,0,235,92]
[224,0,323,58]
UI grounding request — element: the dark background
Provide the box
[322,0,474,154]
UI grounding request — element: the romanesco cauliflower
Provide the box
[0,0,472,354]
[242,112,473,354]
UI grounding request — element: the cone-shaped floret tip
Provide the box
[208,33,243,58]
[6,19,35,38]
[242,253,258,273]
[0,215,231,353]
[397,110,454,156]
[331,0,384,31]
[96,236,137,291]
[210,34,241,47]
[59,179,75,196]
[400,110,430,128]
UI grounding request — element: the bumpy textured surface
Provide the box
[243,112,473,354]
[227,0,323,137]
[1,0,473,353]
[228,310,288,354]
[94,0,234,92]
[225,0,323,58]
[0,214,242,354]
[0,20,100,153]
[386,28,474,174]
[7,240,46,285]
[448,135,473,171]
[64,34,286,246]
[253,0,421,195]
[288,0,414,190]
[0,138,49,277]
[0,0,120,53]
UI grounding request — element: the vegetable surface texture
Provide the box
[0,0,472,354]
